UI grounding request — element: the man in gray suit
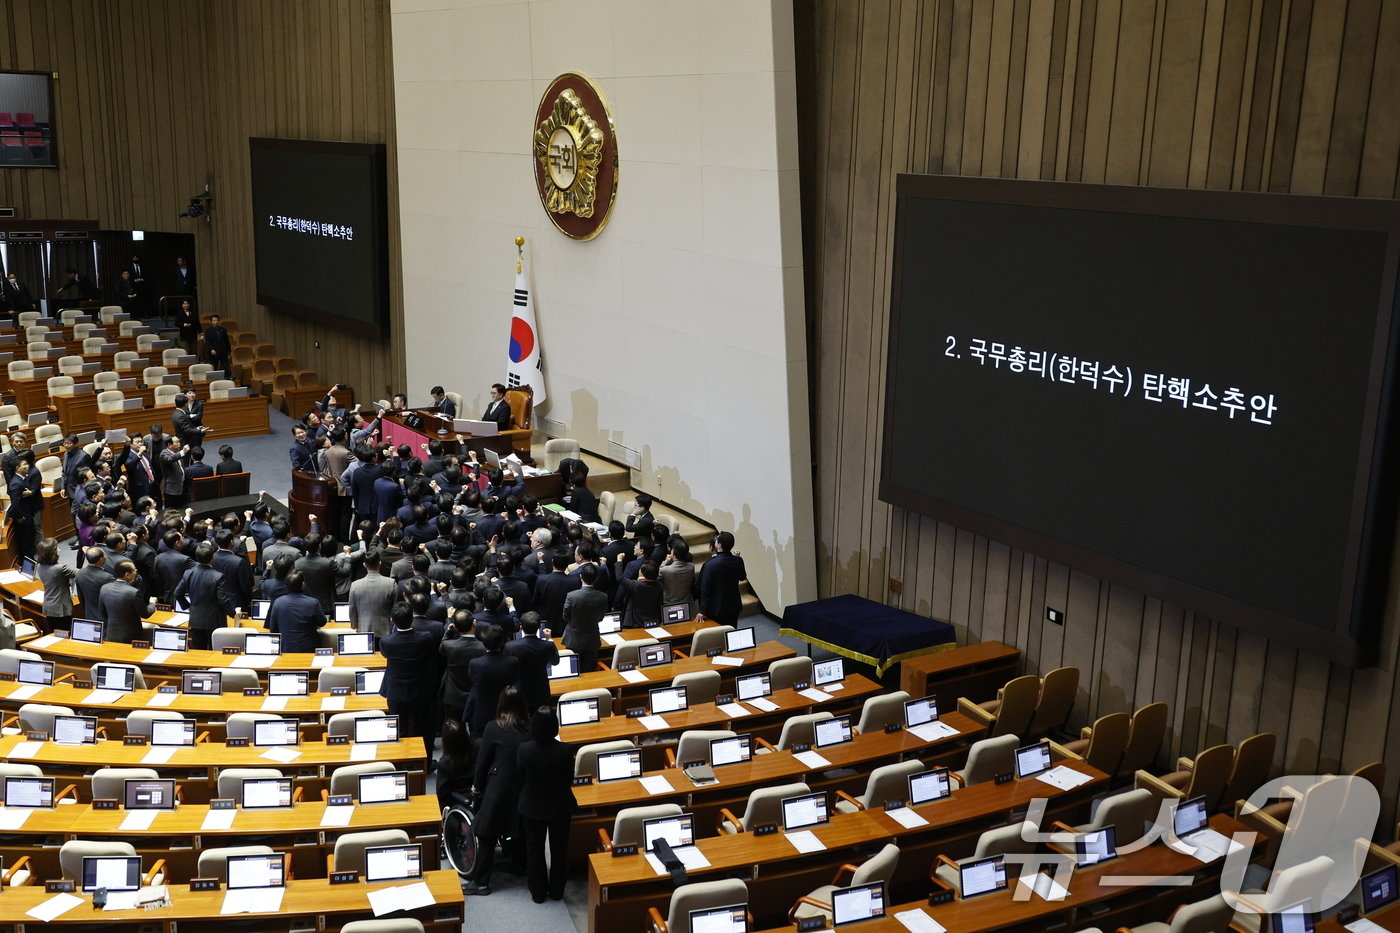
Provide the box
[75,548,112,621]
[99,561,152,644]
[173,541,239,650]
[348,549,396,636]
[561,563,608,675]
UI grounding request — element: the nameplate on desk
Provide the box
[123,735,147,746]
[315,648,334,656]
[74,679,92,689]
[326,735,349,746]
[210,798,235,810]
[884,722,903,734]
[221,647,240,655]
[327,793,352,807]
[610,844,638,857]
[994,772,1014,785]
[0,672,14,682]
[618,663,636,672]
[329,870,359,885]
[158,685,178,694]
[798,918,826,932]
[929,890,954,906]
[706,648,722,658]
[681,760,706,771]
[571,776,592,787]
[626,708,645,718]
[883,800,905,811]
[243,688,264,697]
[753,823,778,836]
[45,880,75,893]
[92,798,119,810]
[793,681,811,691]
[716,694,735,706]
[330,687,349,696]
[1337,907,1360,925]
[791,743,811,754]
[26,731,47,742]
[131,640,151,650]
[227,737,249,748]
[190,877,220,892]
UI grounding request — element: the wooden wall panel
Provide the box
[0,0,403,404]
[798,0,1400,825]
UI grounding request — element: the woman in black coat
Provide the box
[462,685,528,896]
[174,299,199,356]
[517,707,576,903]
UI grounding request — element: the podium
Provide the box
[288,470,336,537]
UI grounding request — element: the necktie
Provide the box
[141,456,152,481]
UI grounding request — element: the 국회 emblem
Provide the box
[533,73,618,241]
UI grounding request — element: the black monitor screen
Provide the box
[883,176,1400,665]
[250,137,388,336]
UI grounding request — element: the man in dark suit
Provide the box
[491,555,532,615]
[380,603,439,745]
[463,624,520,737]
[264,570,326,653]
[503,612,559,711]
[123,435,156,502]
[515,708,575,903]
[349,448,383,526]
[75,548,113,620]
[172,541,239,650]
[215,445,243,476]
[481,383,511,431]
[154,530,195,604]
[3,272,37,316]
[619,561,664,629]
[625,493,654,541]
[439,610,486,719]
[698,531,747,626]
[125,255,148,315]
[99,560,152,644]
[430,385,456,417]
[212,529,253,611]
[293,533,339,613]
[562,563,608,675]
[288,425,316,473]
[172,390,207,448]
[202,314,232,373]
[532,553,579,632]
[6,455,42,560]
[183,446,214,498]
[173,256,195,295]
[59,435,93,502]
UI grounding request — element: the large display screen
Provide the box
[249,137,388,335]
[882,175,1400,665]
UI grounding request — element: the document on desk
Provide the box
[349,743,379,761]
[202,808,237,831]
[646,846,712,876]
[312,654,335,669]
[142,650,174,665]
[1017,872,1069,901]
[221,885,284,914]
[887,806,929,829]
[10,741,43,758]
[717,702,748,718]
[1036,765,1093,791]
[648,626,672,638]
[367,880,435,917]
[103,890,143,911]
[784,830,827,854]
[0,569,28,585]
[27,892,83,922]
[26,634,61,649]
[321,804,356,827]
[321,696,347,711]
[260,746,302,763]
[793,750,831,769]
[22,589,44,604]
[639,775,674,796]
[1182,828,1246,863]
[142,746,178,765]
[0,808,33,829]
[230,655,272,668]
[637,715,669,732]
[166,612,190,627]
[711,655,744,667]
[747,697,779,712]
[910,721,959,742]
[260,695,289,711]
[147,691,178,706]
[7,684,42,701]
[84,689,125,705]
[1346,919,1389,933]
[618,669,649,684]
[120,809,159,831]
[797,687,833,703]
[895,908,947,933]
[601,632,626,647]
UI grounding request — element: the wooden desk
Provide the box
[0,870,464,929]
[587,759,1108,933]
[549,640,795,700]
[381,407,520,459]
[281,384,352,418]
[22,632,387,673]
[95,394,271,439]
[899,641,1022,705]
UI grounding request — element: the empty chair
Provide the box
[136,333,163,352]
[327,709,383,738]
[950,734,1020,787]
[58,841,140,882]
[89,662,145,689]
[99,305,122,323]
[162,347,184,366]
[601,803,684,850]
[60,309,82,325]
[35,424,61,446]
[1230,856,1335,933]
[772,712,836,751]
[6,360,33,381]
[0,648,40,675]
[26,341,50,360]
[217,767,283,799]
[1221,732,1277,812]
[611,638,659,669]
[560,687,615,718]
[1135,743,1235,813]
[1120,893,1234,933]
[673,670,721,705]
[317,667,363,693]
[1028,666,1080,737]
[269,371,298,411]
[599,490,617,523]
[118,319,142,336]
[25,326,47,341]
[125,710,187,738]
[113,350,141,369]
[91,767,160,800]
[790,843,900,924]
[209,378,236,399]
[296,369,320,387]
[958,674,1040,738]
[57,354,84,375]
[247,357,277,391]
[197,845,276,883]
[835,760,926,813]
[542,437,581,471]
[0,763,42,780]
[225,712,285,740]
[15,311,38,328]
[649,879,750,933]
[332,829,411,872]
[36,455,61,486]
[329,761,395,796]
[97,390,126,413]
[154,384,180,406]
[342,921,424,933]
[93,371,119,390]
[1058,711,1130,778]
[768,656,813,691]
[142,365,169,387]
[18,703,76,734]
[1055,787,1155,845]
[273,354,297,373]
[0,404,19,429]
[1119,702,1169,777]
[211,627,249,651]
[46,375,74,395]
[72,323,95,339]
[188,363,213,381]
[688,625,734,657]
[83,336,105,354]
[575,740,636,777]
[856,690,911,734]
[933,821,1036,893]
[211,667,260,691]
[669,729,736,768]
[719,782,810,833]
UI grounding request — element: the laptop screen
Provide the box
[252,719,299,747]
[736,673,771,701]
[124,778,176,809]
[266,671,309,696]
[1014,740,1052,779]
[337,632,374,656]
[357,770,409,804]
[642,813,695,851]
[352,716,400,744]
[1268,905,1317,933]
[93,664,135,692]
[225,853,286,889]
[958,856,1008,899]
[70,619,104,644]
[558,697,600,726]
[781,792,830,831]
[152,627,188,652]
[150,719,196,746]
[813,658,845,686]
[183,670,222,694]
[662,602,690,624]
[638,642,672,668]
[548,654,580,680]
[334,604,351,623]
[17,658,53,685]
[3,776,53,808]
[244,633,281,655]
[596,749,643,783]
[355,669,385,694]
[723,628,756,653]
[649,686,688,714]
[814,716,853,749]
[19,556,36,579]
[908,768,952,805]
[252,600,271,621]
[1362,865,1399,915]
[364,843,423,883]
[1172,796,1210,838]
[599,612,622,634]
[52,714,97,745]
[710,734,753,767]
[81,855,141,892]
[689,905,748,933]
[1075,826,1118,866]
[833,882,887,926]
[241,777,293,809]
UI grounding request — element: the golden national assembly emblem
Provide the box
[533,73,618,240]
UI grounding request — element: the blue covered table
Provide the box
[779,594,956,676]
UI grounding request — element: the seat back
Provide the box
[90,663,145,690]
[25,326,47,341]
[296,370,320,387]
[190,474,221,501]
[574,739,635,777]
[330,761,395,796]
[768,656,813,691]
[560,687,615,718]
[211,627,249,651]
[59,841,137,882]
[83,336,105,354]
[611,803,683,848]
[1080,711,1131,777]
[91,767,159,800]
[143,365,169,387]
[211,667,261,691]
[93,371,119,390]
[504,386,533,430]
[775,712,834,751]
[738,781,811,830]
[118,319,141,336]
[60,309,83,325]
[958,734,1020,785]
[72,322,94,338]
[599,490,616,524]
[334,829,411,873]
[188,363,213,381]
[318,667,363,694]
[18,703,76,734]
[0,648,39,674]
[675,730,735,766]
[1120,702,1169,775]
[688,625,734,657]
[859,759,926,808]
[672,670,721,705]
[25,341,50,359]
[1164,895,1235,933]
[611,637,659,669]
[136,333,161,351]
[97,389,126,413]
[1254,856,1335,914]
[327,709,382,738]
[1223,732,1276,810]
[445,391,463,415]
[225,712,284,740]
[542,437,581,471]
[197,845,276,883]
[217,767,284,799]
[6,360,33,380]
[973,819,1036,858]
[114,350,140,369]
[209,378,236,399]
[985,674,1040,738]
[57,354,84,375]
[36,455,61,486]
[273,355,297,373]
[232,344,256,363]
[856,690,911,734]
[0,404,19,429]
[0,763,42,779]
[99,305,122,323]
[1029,666,1080,736]
[666,879,750,933]
[1087,787,1155,844]
[125,710,187,738]
[162,347,183,366]
[46,375,73,396]
[851,843,901,887]
[1183,744,1235,812]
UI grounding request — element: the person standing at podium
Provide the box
[289,425,316,473]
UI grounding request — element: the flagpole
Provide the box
[515,235,524,274]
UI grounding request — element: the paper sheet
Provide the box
[639,775,673,795]
[601,633,626,646]
[26,634,61,648]
[220,886,285,914]
[367,880,435,917]
[320,804,355,827]
[320,696,347,711]
[910,721,960,742]
[0,808,32,829]
[260,746,301,763]
[824,683,844,692]
[147,691,177,707]
[22,589,44,604]
[201,809,237,830]
[648,626,672,638]
[618,669,648,684]
[1345,919,1388,933]
[887,807,929,828]
[793,750,831,769]
[165,613,190,627]
[717,703,748,718]
[1183,828,1247,863]
[797,687,833,703]
[637,715,669,731]
[84,689,125,705]
[142,746,178,765]
[1017,872,1069,901]
[349,743,379,761]
[711,655,744,667]
[784,830,826,853]
[1036,765,1093,791]
[0,569,28,584]
[229,655,272,668]
[645,846,712,875]
[103,890,142,911]
[895,908,947,933]
[312,654,335,669]
[142,650,174,665]
[747,697,779,712]
[7,684,42,700]
[10,741,43,758]
[26,892,82,922]
[120,809,159,830]
[260,696,289,711]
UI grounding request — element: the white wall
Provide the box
[391,0,815,611]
